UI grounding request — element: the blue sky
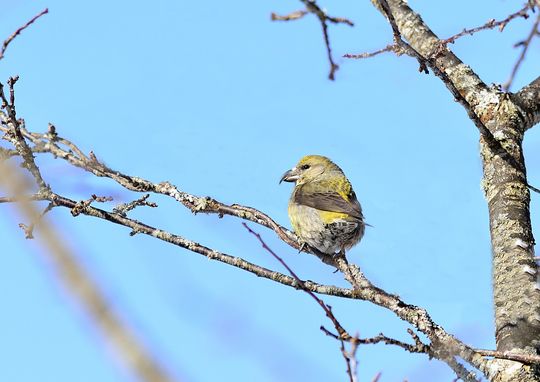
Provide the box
[1,0,540,381]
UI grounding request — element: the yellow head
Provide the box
[279,155,344,186]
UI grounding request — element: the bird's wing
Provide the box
[293,191,364,220]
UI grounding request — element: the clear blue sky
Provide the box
[1,1,540,381]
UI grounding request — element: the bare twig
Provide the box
[343,45,394,59]
[271,10,308,21]
[113,194,157,217]
[321,327,432,355]
[302,0,342,80]
[342,333,359,382]
[0,121,310,254]
[0,77,48,190]
[344,1,537,65]
[243,223,371,382]
[503,12,540,91]
[0,116,494,379]
[70,194,114,216]
[528,183,540,195]
[0,8,48,61]
[0,194,47,203]
[243,224,478,382]
[243,223,355,338]
[19,202,54,239]
[427,1,538,59]
[272,0,354,80]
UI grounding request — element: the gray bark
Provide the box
[369,1,540,380]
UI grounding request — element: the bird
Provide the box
[280,155,366,257]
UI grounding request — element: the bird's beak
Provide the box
[280,167,299,184]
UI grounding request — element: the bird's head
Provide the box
[280,155,340,185]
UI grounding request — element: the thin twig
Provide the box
[242,223,353,339]
[0,8,49,61]
[270,10,308,21]
[528,183,540,195]
[321,327,432,355]
[272,0,354,80]
[242,224,448,382]
[0,194,47,203]
[301,0,344,80]
[427,1,537,59]
[343,45,394,59]
[243,223,377,382]
[503,12,540,91]
[0,77,48,190]
[113,194,157,217]
[70,194,114,216]
[19,202,54,239]
[342,333,359,382]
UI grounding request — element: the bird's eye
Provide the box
[301,164,310,170]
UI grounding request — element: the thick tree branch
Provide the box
[353,1,540,379]
[514,76,540,129]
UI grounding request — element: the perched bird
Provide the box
[280,155,365,256]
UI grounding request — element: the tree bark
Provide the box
[370,1,540,380]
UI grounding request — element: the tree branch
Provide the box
[514,76,540,129]
[428,1,538,59]
[0,77,48,190]
[271,0,354,80]
[0,160,179,382]
[365,0,507,160]
[364,2,540,374]
[503,9,540,91]
[476,349,540,364]
[0,8,48,62]
[2,114,495,378]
